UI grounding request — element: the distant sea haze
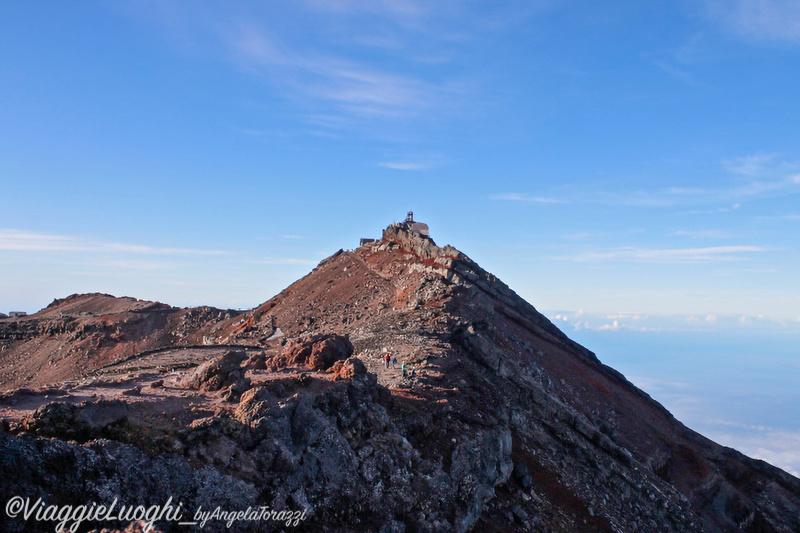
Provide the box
[568,327,800,477]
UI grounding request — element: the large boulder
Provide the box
[275,334,353,371]
[329,357,367,380]
[180,350,250,401]
[245,350,267,370]
[308,335,354,370]
[181,350,248,392]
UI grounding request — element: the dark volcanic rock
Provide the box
[0,430,257,533]
[19,399,129,441]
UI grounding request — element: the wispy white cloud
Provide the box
[607,312,647,321]
[682,203,742,215]
[628,376,693,392]
[137,2,486,127]
[707,419,769,432]
[490,193,565,203]
[672,229,734,239]
[731,177,800,197]
[134,1,561,134]
[549,309,800,334]
[724,153,776,175]
[705,0,800,44]
[703,422,800,476]
[719,154,800,199]
[756,213,800,220]
[655,174,797,206]
[67,260,176,274]
[664,187,709,196]
[229,26,447,120]
[377,156,445,170]
[303,0,427,19]
[561,232,602,241]
[238,128,269,136]
[378,161,427,170]
[575,320,656,333]
[653,60,707,88]
[647,32,711,87]
[584,155,800,211]
[596,320,622,331]
[0,229,227,256]
[561,245,768,263]
[309,64,446,119]
[106,260,174,271]
[244,258,318,266]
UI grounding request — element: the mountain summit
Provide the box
[1,220,799,532]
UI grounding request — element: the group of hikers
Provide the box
[382,352,415,378]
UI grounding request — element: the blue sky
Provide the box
[2,0,799,322]
[1,2,800,470]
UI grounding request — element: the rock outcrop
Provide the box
[272,334,354,371]
[329,357,367,380]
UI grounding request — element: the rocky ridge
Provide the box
[0,294,276,390]
[0,223,798,532]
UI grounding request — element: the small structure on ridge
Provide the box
[359,210,429,247]
[401,211,429,237]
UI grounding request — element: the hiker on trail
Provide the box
[391,356,397,369]
[402,361,407,378]
[384,353,391,368]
